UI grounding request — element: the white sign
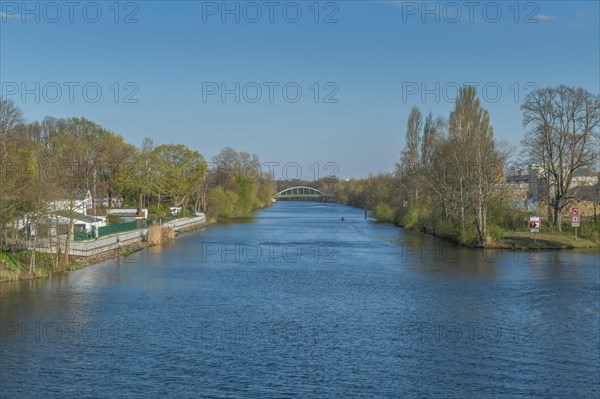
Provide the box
[571,208,580,227]
[529,216,540,233]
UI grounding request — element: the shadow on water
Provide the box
[384,226,599,281]
[382,228,501,279]
[215,216,256,225]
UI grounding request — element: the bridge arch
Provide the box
[275,186,327,199]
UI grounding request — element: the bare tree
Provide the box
[397,106,423,202]
[402,106,423,170]
[0,98,24,135]
[448,86,505,245]
[421,112,445,166]
[0,99,25,249]
[522,86,600,231]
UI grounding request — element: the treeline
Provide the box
[205,147,275,219]
[121,142,275,220]
[333,85,600,246]
[0,99,275,270]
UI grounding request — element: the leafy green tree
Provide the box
[235,175,256,215]
[96,131,136,208]
[151,144,207,208]
[119,137,154,209]
[373,202,395,223]
[208,186,238,219]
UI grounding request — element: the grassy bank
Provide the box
[494,231,599,250]
[368,204,599,250]
[0,251,84,282]
[375,219,599,250]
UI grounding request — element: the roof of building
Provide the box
[49,188,92,203]
[53,211,105,223]
[569,183,600,202]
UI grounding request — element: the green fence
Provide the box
[74,231,90,241]
[98,221,138,237]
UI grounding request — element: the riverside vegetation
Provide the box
[331,86,600,248]
[1,84,598,280]
[0,99,275,278]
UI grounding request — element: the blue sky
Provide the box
[1,1,598,178]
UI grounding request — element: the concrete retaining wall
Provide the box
[33,214,206,257]
[162,214,206,230]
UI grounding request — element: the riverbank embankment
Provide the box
[0,215,209,282]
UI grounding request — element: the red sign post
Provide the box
[571,208,580,240]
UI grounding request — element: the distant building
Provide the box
[505,168,529,184]
[13,189,95,237]
[572,170,599,187]
[569,179,600,219]
[95,196,124,209]
[64,212,107,239]
[25,212,106,240]
[502,166,536,210]
[106,208,148,221]
[170,206,183,216]
[527,164,598,201]
[527,164,544,202]
[48,189,93,215]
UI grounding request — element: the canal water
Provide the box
[1,201,599,398]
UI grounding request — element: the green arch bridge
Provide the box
[275,186,329,200]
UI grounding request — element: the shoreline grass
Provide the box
[493,231,599,250]
[377,218,599,250]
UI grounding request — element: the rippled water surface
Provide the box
[1,202,599,398]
